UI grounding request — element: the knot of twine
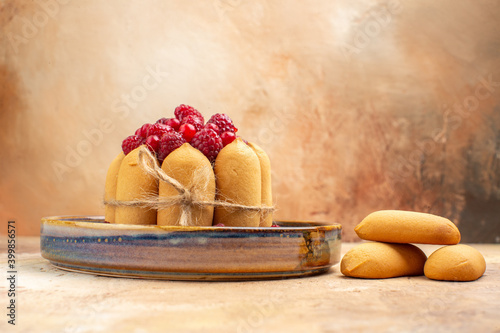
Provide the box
[105,147,275,226]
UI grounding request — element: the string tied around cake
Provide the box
[104,147,275,226]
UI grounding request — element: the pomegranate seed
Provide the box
[179,123,197,142]
[220,131,236,146]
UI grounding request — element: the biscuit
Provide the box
[115,145,158,225]
[157,143,215,226]
[248,142,273,227]
[214,138,261,227]
[341,242,427,279]
[104,152,125,223]
[424,244,486,281]
[355,210,460,245]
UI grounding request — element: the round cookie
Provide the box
[355,210,460,245]
[341,242,427,279]
[424,245,486,282]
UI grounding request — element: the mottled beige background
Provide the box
[1,0,499,241]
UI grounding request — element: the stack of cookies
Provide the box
[341,210,486,282]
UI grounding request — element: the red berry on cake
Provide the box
[190,128,223,163]
[220,131,236,146]
[179,123,197,142]
[135,123,153,138]
[147,123,173,138]
[174,104,204,123]
[204,123,219,133]
[166,118,181,131]
[156,118,169,125]
[157,131,186,162]
[122,135,144,155]
[145,135,160,153]
[180,114,204,132]
[123,109,238,164]
[207,113,238,135]
[157,117,181,131]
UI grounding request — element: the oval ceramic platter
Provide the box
[40,216,342,281]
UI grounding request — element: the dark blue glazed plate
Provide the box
[40,216,342,281]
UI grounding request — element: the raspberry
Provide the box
[167,118,181,131]
[157,117,181,131]
[220,131,236,146]
[145,135,160,153]
[147,123,173,138]
[207,113,237,135]
[156,118,169,125]
[181,115,204,132]
[135,123,153,138]
[157,131,186,162]
[122,135,144,155]
[204,123,219,133]
[174,104,204,123]
[190,128,223,163]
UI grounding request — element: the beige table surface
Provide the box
[1,237,499,333]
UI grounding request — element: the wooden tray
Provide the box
[40,216,342,281]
